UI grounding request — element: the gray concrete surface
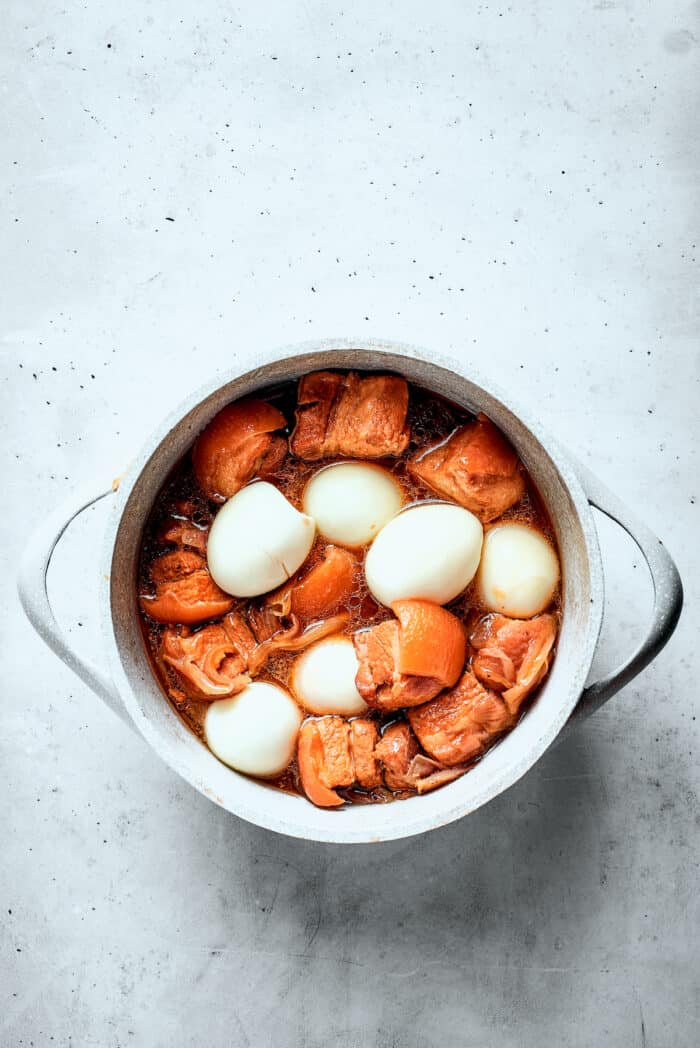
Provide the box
[2,2,698,1045]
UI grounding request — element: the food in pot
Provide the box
[138,370,561,808]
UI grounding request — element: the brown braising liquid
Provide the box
[137,377,561,804]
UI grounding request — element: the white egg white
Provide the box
[364,502,483,606]
[207,481,315,597]
[303,461,403,548]
[477,522,560,618]
[204,681,302,777]
[292,636,368,716]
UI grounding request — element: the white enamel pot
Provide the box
[17,339,683,844]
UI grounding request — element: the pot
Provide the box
[17,339,683,843]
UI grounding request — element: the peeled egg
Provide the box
[477,523,560,617]
[204,681,302,777]
[292,636,368,716]
[302,462,403,547]
[207,481,315,597]
[365,502,483,606]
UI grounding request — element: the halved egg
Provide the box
[204,681,302,777]
[303,462,403,548]
[477,523,560,617]
[291,636,368,716]
[207,481,315,597]
[365,502,483,606]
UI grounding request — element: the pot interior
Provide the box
[106,343,602,843]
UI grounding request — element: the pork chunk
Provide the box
[160,612,257,699]
[408,669,514,766]
[298,716,382,806]
[350,719,382,788]
[374,722,419,790]
[374,723,469,793]
[353,621,443,711]
[313,717,355,789]
[409,413,525,522]
[291,371,410,460]
[193,399,287,501]
[149,549,206,584]
[265,546,359,625]
[158,518,208,554]
[470,613,557,716]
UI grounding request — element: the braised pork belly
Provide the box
[138,370,561,808]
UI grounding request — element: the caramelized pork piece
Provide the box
[162,603,351,701]
[140,569,234,625]
[158,518,208,554]
[354,621,443,711]
[149,549,207,584]
[350,719,382,788]
[374,722,419,790]
[290,371,410,460]
[255,614,351,660]
[193,399,287,502]
[408,669,514,766]
[392,600,466,685]
[297,718,348,807]
[265,546,359,623]
[405,754,470,794]
[470,613,557,715]
[353,601,466,711]
[160,612,258,699]
[374,722,467,794]
[297,716,380,807]
[409,413,526,522]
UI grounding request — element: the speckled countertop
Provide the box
[2,3,698,1046]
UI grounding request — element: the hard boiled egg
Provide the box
[477,523,560,617]
[365,502,483,606]
[204,681,302,777]
[292,636,368,716]
[302,462,403,547]
[207,481,315,597]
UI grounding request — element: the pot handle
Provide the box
[17,482,131,726]
[567,462,683,727]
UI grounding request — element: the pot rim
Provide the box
[100,337,604,843]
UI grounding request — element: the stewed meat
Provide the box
[470,612,558,714]
[353,621,444,711]
[409,413,525,522]
[141,532,233,625]
[408,669,514,766]
[353,601,466,711]
[349,719,383,788]
[297,716,381,806]
[374,722,468,793]
[193,399,287,501]
[290,371,410,460]
[158,518,208,554]
[160,612,257,699]
[374,722,419,789]
[266,545,359,623]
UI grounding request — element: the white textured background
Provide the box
[2,2,698,1046]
